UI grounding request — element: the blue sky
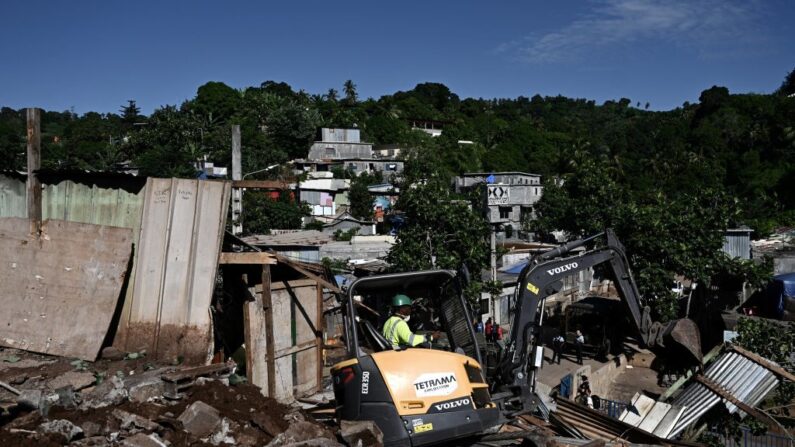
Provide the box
[1,0,793,114]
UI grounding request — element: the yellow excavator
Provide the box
[330,230,702,446]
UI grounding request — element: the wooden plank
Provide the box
[267,278,317,291]
[274,340,317,359]
[731,345,795,382]
[0,218,132,361]
[286,281,320,397]
[694,375,785,434]
[25,108,41,235]
[262,265,276,397]
[272,253,341,293]
[243,275,270,397]
[316,281,324,393]
[272,279,293,402]
[219,252,277,265]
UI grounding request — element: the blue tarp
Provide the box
[766,272,795,318]
[502,260,529,274]
[774,272,795,296]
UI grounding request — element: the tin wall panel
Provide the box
[0,174,27,218]
[121,178,230,364]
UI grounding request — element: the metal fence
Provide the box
[708,427,794,447]
[593,398,629,419]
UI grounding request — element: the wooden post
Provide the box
[316,281,323,392]
[262,264,276,397]
[26,108,42,235]
[231,125,243,235]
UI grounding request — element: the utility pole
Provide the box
[231,125,243,235]
[26,108,42,236]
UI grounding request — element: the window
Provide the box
[499,207,511,219]
[325,147,336,158]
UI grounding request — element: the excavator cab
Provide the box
[331,270,501,447]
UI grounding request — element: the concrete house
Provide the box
[297,172,350,217]
[454,172,543,230]
[304,128,404,176]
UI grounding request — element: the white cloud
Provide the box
[502,0,762,63]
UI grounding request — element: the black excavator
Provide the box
[331,229,702,446]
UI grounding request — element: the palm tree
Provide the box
[343,80,358,105]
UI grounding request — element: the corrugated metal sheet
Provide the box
[667,351,779,438]
[116,178,231,365]
[243,230,331,247]
[552,398,694,445]
[723,229,752,260]
[1,174,147,353]
[0,173,27,218]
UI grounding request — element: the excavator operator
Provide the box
[382,294,441,349]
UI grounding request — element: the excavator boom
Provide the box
[496,229,702,403]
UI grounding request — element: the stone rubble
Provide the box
[0,348,351,446]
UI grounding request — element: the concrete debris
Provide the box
[47,370,96,391]
[252,410,285,437]
[178,400,222,438]
[340,420,384,447]
[79,420,103,437]
[37,418,84,442]
[15,389,43,410]
[208,417,238,445]
[124,370,167,403]
[266,420,338,446]
[120,432,168,447]
[0,349,336,447]
[80,375,128,409]
[113,408,161,432]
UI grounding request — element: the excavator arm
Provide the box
[494,230,701,410]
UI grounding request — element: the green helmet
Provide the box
[392,294,412,307]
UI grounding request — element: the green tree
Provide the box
[343,80,358,105]
[193,81,241,121]
[775,66,795,96]
[241,190,309,235]
[348,171,381,220]
[387,149,490,279]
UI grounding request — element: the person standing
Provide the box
[484,318,494,342]
[552,334,565,364]
[473,318,484,333]
[575,330,585,365]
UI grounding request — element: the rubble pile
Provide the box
[0,349,345,447]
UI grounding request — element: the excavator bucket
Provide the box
[663,318,703,364]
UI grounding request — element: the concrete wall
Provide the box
[569,354,628,399]
[308,142,373,160]
[773,254,795,275]
[320,128,360,143]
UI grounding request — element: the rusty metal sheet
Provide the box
[120,178,230,364]
[0,218,132,361]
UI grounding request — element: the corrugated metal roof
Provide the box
[242,230,332,247]
[723,229,752,260]
[615,346,789,440]
[299,178,349,191]
[551,398,696,445]
[667,350,779,438]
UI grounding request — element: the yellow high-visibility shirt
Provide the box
[382,315,426,348]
